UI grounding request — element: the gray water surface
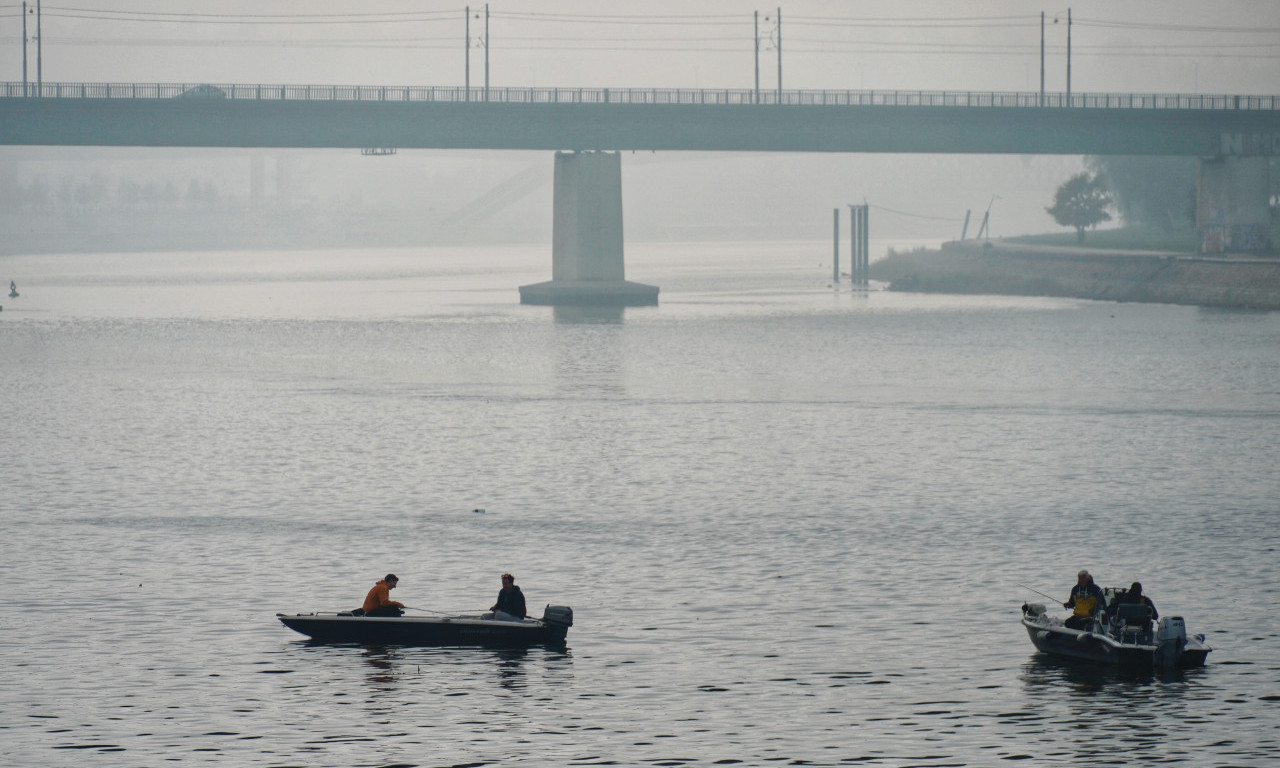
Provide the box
[2,242,1278,767]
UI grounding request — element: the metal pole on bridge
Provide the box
[465,6,470,101]
[1066,8,1072,105]
[484,3,490,102]
[776,8,782,103]
[36,0,42,95]
[1039,12,1045,107]
[21,2,27,97]
[754,11,760,105]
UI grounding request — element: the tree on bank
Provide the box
[1047,173,1113,243]
[1086,156,1196,230]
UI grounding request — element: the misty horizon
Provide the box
[3,1,1275,254]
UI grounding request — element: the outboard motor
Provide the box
[1156,616,1187,668]
[542,605,573,628]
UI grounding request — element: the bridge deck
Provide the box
[4,82,1279,111]
[3,83,1279,155]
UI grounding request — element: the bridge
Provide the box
[4,82,1279,304]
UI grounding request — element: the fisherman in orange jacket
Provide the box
[362,574,405,617]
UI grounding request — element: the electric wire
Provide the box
[869,204,966,223]
[6,8,1278,62]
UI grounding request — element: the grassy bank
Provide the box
[871,240,1280,311]
[1006,221,1280,255]
[1007,226,1199,253]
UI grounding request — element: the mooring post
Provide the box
[848,204,857,287]
[833,208,840,284]
[849,204,869,287]
[860,204,870,286]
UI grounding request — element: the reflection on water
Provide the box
[290,641,574,698]
[493,647,528,689]
[361,646,402,688]
[1015,656,1222,764]
[553,305,626,324]
[1019,654,1201,694]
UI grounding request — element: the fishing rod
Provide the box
[1017,584,1062,604]
[402,605,485,616]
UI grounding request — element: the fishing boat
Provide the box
[277,604,573,647]
[1021,589,1210,669]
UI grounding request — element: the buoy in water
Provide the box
[472,508,486,514]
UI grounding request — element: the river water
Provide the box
[2,241,1278,767]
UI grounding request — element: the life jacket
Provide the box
[1070,584,1101,617]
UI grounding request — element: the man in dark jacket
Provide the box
[1111,581,1158,621]
[489,573,526,621]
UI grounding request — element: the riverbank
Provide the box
[870,239,1280,311]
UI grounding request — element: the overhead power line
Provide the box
[1075,17,1280,34]
[11,7,1280,63]
[45,5,457,20]
[870,204,965,223]
[39,9,456,25]
[24,36,1280,60]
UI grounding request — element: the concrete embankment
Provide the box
[870,240,1280,311]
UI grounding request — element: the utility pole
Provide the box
[754,11,760,104]
[775,7,782,103]
[36,0,41,95]
[465,6,470,100]
[21,2,27,96]
[1039,11,1045,106]
[1066,7,1072,104]
[484,3,490,102]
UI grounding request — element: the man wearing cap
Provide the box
[362,573,405,617]
[488,573,526,621]
[1063,569,1104,630]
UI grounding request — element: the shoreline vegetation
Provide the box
[872,228,1280,311]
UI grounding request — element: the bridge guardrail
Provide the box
[2,82,1276,110]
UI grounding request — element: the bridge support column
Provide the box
[1197,156,1272,254]
[519,151,658,306]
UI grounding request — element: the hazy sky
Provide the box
[4,1,1278,94]
[3,2,1277,242]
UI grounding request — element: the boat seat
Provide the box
[1116,603,1153,626]
[1114,603,1153,642]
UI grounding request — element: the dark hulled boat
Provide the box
[278,605,573,647]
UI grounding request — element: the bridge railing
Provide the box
[2,82,1277,110]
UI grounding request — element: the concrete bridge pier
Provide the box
[1197,155,1272,254]
[519,151,659,306]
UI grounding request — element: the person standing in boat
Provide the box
[487,573,526,621]
[362,573,405,617]
[1063,569,1105,629]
